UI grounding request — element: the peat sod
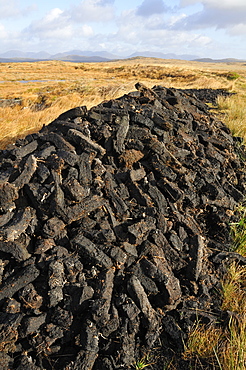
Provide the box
[0,83,245,369]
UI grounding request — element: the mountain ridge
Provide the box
[0,50,245,63]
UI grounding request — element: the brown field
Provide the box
[0,57,246,148]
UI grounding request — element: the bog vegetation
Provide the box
[0,57,246,149]
[0,57,246,369]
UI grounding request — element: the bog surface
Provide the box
[0,83,246,369]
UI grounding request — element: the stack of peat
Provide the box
[0,83,246,370]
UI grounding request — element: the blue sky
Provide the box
[0,0,245,59]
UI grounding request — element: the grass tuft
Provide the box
[217,93,246,140]
[221,263,246,314]
[184,235,246,369]
[221,316,246,370]
[134,354,155,369]
[230,205,246,256]
[226,72,241,80]
[183,322,222,363]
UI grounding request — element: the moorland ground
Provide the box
[0,57,246,369]
[0,57,246,149]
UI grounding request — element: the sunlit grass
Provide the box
[0,58,245,148]
[0,80,135,148]
[217,93,246,140]
[230,205,246,256]
[183,77,246,368]
[219,263,246,370]
[184,263,246,369]
[221,263,246,314]
[134,354,155,369]
[183,192,246,369]
[183,323,223,362]
[220,316,246,370]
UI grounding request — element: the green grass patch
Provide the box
[226,72,241,80]
[134,354,155,369]
[230,204,246,256]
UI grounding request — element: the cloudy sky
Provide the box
[0,0,245,59]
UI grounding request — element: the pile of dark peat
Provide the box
[0,83,246,370]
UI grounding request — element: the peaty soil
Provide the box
[0,83,246,369]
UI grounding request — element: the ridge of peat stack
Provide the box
[0,83,245,369]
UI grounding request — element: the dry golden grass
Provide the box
[0,58,245,148]
[217,93,246,141]
[183,323,223,362]
[222,263,246,315]
[229,204,246,257]
[184,262,246,369]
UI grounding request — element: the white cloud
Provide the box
[80,24,94,37]
[175,0,246,32]
[168,13,187,27]
[180,0,197,5]
[136,0,168,17]
[40,26,74,40]
[44,8,64,23]
[23,8,72,40]
[98,0,115,4]
[17,5,97,52]
[180,0,246,8]
[0,0,36,19]
[70,0,115,22]
[202,0,246,10]
[0,24,8,39]
[230,23,246,35]
[0,0,21,18]
[112,9,211,55]
[0,0,244,59]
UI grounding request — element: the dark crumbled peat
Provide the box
[0,83,245,369]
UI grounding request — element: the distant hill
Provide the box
[0,50,245,63]
[50,55,111,63]
[0,50,51,59]
[194,57,246,63]
[0,57,48,63]
[52,50,120,60]
[0,50,121,63]
[129,51,198,61]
